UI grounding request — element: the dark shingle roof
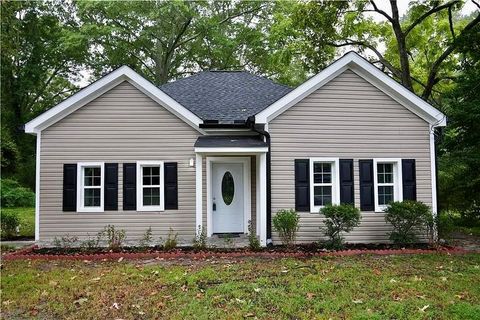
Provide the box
[159,71,292,123]
[194,135,268,148]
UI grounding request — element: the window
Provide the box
[77,162,104,212]
[310,158,340,213]
[374,159,403,212]
[136,161,164,211]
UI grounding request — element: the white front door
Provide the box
[212,162,244,233]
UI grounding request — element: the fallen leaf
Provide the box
[306,293,315,300]
[416,295,426,300]
[73,298,88,306]
[244,313,255,318]
[419,305,430,312]
[254,288,261,293]
[372,269,381,276]
[2,300,12,306]
[111,302,120,310]
[235,298,246,304]
[389,279,397,283]
[441,277,447,282]
[118,257,124,262]
[70,276,77,281]
[196,292,203,299]
[181,284,188,292]
[49,280,58,287]
[352,299,363,304]
[90,277,101,282]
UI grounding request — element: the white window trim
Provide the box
[77,162,105,213]
[373,158,403,213]
[136,161,165,212]
[309,158,340,213]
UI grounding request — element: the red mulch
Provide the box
[2,245,476,262]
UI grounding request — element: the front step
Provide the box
[208,234,249,248]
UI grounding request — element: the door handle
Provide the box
[213,201,216,211]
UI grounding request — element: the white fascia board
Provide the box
[255,52,446,127]
[194,147,268,153]
[24,66,205,134]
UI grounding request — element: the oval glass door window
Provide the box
[221,171,235,205]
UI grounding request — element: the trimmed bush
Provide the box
[384,201,433,244]
[247,220,261,251]
[320,204,361,249]
[99,225,126,251]
[1,210,19,238]
[163,228,178,250]
[0,179,35,208]
[193,225,207,250]
[272,209,299,246]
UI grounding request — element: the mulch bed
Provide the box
[2,244,476,261]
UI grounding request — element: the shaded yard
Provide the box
[1,207,35,239]
[1,254,479,319]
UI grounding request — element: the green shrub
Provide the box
[272,209,299,246]
[192,225,207,250]
[0,179,35,208]
[320,204,361,249]
[384,201,433,244]
[139,227,154,248]
[163,228,178,250]
[247,220,261,251]
[437,210,457,239]
[100,225,126,251]
[1,210,19,238]
[460,203,480,226]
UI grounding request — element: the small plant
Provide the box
[1,210,19,238]
[272,209,299,246]
[163,228,178,250]
[52,234,78,248]
[384,201,433,244]
[139,227,154,248]
[100,225,126,251]
[320,204,361,249]
[80,233,101,251]
[192,225,207,251]
[247,220,260,251]
[223,235,235,249]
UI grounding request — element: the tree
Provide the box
[438,21,480,210]
[77,0,270,85]
[1,1,89,187]
[289,0,480,101]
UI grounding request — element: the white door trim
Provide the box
[206,157,251,237]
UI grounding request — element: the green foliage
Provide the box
[0,207,34,239]
[0,179,35,208]
[139,227,154,248]
[384,201,433,244]
[192,225,207,251]
[99,225,126,251]
[272,209,299,246]
[437,210,457,239]
[320,204,361,249]
[1,210,20,239]
[163,228,178,251]
[247,220,261,251]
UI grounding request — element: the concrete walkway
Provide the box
[448,232,480,251]
[1,240,36,249]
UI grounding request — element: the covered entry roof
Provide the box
[194,136,268,153]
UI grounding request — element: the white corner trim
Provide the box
[429,126,438,216]
[136,161,165,212]
[194,147,268,153]
[24,66,205,134]
[309,158,340,213]
[255,52,446,127]
[373,158,403,213]
[76,162,105,213]
[35,133,41,241]
[195,154,203,235]
[258,153,267,246]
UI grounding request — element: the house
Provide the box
[24,52,446,246]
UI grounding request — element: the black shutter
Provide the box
[63,164,77,212]
[104,163,118,210]
[339,159,354,205]
[402,159,417,201]
[123,163,136,210]
[359,159,374,211]
[294,159,310,212]
[164,162,178,210]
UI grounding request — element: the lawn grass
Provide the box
[1,207,35,239]
[2,254,479,319]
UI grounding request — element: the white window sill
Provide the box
[136,206,164,212]
[77,207,104,213]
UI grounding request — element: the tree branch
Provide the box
[369,0,394,23]
[448,6,456,40]
[327,40,403,79]
[404,0,460,35]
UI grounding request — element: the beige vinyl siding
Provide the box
[39,81,200,244]
[269,69,432,243]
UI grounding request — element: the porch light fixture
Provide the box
[189,158,195,167]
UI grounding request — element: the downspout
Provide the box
[247,116,272,243]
